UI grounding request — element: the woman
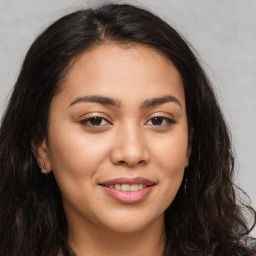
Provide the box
[0,3,255,256]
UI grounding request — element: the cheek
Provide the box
[150,130,188,204]
[46,126,112,207]
[47,123,112,180]
[152,130,189,173]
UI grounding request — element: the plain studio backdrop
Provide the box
[0,0,255,236]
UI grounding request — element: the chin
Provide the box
[97,210,164,234]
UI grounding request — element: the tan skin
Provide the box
[32,43,192,256]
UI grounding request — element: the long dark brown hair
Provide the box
[0,3,255,256]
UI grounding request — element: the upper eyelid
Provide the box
[145,112,175,120]
[79,112,112,121]
[83,116,112,124]
[79,116,112,128]
[145,116,176,124]
[79,112,175,120]
[80,116,175,129]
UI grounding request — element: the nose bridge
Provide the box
[110,120,149,167]
[123,121,143,151]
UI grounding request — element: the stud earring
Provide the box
[41,164,47,174]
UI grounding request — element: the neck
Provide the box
[67,215,165,256]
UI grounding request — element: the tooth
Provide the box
[121,184,130,191]
[115,184,121,190]
[138,184,143,190]
[130,184,139,191]
[112,183,146,191]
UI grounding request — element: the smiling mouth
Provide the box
[99,177,156,203]
[99,182,155,204]
[100,183,154,192]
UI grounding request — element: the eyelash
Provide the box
[80,116,111,127]
[145,116,176,127]
[79,115,176,128]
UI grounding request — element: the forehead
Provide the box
[56,43,185,107]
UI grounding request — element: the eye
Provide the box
[80,116,111,127]
[146,116,176,126]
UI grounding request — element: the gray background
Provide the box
[0,0,255,235]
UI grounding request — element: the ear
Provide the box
[185,128,194,167]
[31,134,52,174]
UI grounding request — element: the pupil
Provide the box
[90,117,102,126]
[152,117,163,125]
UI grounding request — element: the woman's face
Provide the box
[34,43,191,233]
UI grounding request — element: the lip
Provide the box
[99,177,155,186]
[99,177,156,204]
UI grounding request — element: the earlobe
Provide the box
[31,135,52,174]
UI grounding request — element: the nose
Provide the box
[110,123,150,168]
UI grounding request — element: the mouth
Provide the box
[100,183,153,192]
[99,177,156,204]
[99,177,155,190]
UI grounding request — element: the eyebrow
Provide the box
[140,95,182,110]
[69,95,122,108]
[69,94,181,109]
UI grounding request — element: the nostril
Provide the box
[117,159,146,166]
[138,160,146,165]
